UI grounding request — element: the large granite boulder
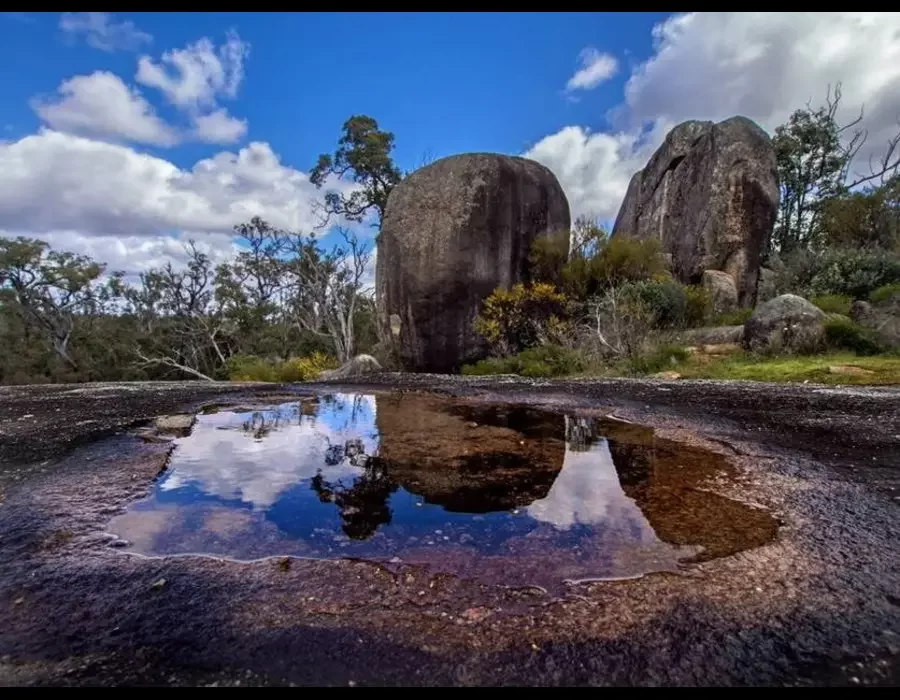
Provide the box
[851,295,900,349]
[612,117,779,307]
[743,294,826,354]
[702,270,738,315]
[377,153,571,373]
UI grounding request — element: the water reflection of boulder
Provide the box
[375,395,566,513]
[606,433,778,560]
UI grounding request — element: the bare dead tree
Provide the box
[284,228,372,363]
[125,241,231,380]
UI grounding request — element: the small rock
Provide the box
[462,606,492,623]
[154,414,195,436]
[828,365,875,377]
[651,371,682,380]
[701,343,741,355]
[150,578,167,591]
[14,597,24,605]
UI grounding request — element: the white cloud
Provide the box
[31,71,179,147]
[525,122,669,225]
[566,47,619,93]
[529,12,900,222]
[160,396,379,508]
[527,439,657,539]
[59,12,152,53]
[0,130,336,247]
[33,33,251,147]
[192,108,248,144]
[136,32,249,111]
[18,230,240,279]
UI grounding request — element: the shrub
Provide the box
[808,248,900,299]
[227,354,278,382]
[461,345,583,378]
[628,343,690,375]
[823,318,883,356]
[626,280,687,329]
[683,285,713,327]
[529,230,570,284]
[870,282,900,304]
[474,283,570,355]
[811,294,852,316]
[562,237,668,298]
[227,352,339,382]
[617,280,710,330]
[278,352,339,382]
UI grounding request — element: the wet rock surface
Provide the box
[1,378,898,686]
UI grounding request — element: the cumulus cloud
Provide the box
[191,107,248,144]
[136,32,248,111]
[59,12,152,53]
[528,12,900,223]
[31,71,179,147]
[17,230,241,279]
[565,47,619,93]
[33,33,251,147]
[160,395,379,508]
[0,129,332,238]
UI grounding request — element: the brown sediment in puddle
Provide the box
[607,431,778,561]
[107,392,778,591]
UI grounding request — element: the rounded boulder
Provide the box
[376,153,570,373]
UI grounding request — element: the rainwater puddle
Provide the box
[108,393,777,590]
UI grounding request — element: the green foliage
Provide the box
[461,345,584,378]
[870,283,900,304]
[811,294,853,316]
[821,175,900,250]
[823,317,883,356]
[227,352,340,382]
[529,230,570,284]
[563,237,668,298]
[627,344,690,375]
[683,285,713,327]
[613,280,710,330]
[713,307,754,326]
[310,115,402,225]
[808,248,900,299]
[772,89,848,252]
[278,353,340,382]
[474,283,570,355]
[227,355,279,382]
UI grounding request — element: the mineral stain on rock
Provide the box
[107,393,777,592]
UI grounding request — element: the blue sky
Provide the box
[1,12,898,277]
[0,12,668,174]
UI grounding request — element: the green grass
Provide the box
[811,294,852,316]
[870,282,900,304]
[677,351,900,385]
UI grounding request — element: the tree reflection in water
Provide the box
[310,439,398,540]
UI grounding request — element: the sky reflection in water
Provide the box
[109,393,762,587]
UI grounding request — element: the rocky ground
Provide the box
[0,376,898,687]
